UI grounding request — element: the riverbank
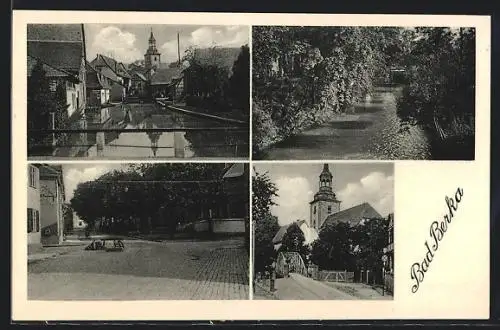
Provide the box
[254,86,433,160]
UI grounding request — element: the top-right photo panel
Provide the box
[252,26,476,160]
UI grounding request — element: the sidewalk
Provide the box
[28,243,86,264]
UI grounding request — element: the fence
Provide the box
[318,270,355,283]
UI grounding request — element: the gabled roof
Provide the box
[92,54,131,79]
[39,165,65,200]
[272,220,306,244]
[131,71,148,81]
[27,55,70,78]
[321,202,383,229]
[27,24,85,74]
[28,24,84,42]
[189,47,242,75]
[150,67,183,85]
[222,163,245,179]
[28,41,84,73]
[85,62,111,90]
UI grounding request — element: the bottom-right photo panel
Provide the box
[252,162,394,300]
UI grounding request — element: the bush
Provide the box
[252,100,280,152]
[185,95,203,107]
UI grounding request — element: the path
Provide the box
[273,273,357,300]
[259,86,431,160]
[28,237,249,300]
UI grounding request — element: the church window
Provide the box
[328,206,332,213]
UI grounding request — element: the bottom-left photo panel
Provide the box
[26,162,250,300]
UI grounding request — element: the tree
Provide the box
[252,169,278,221]
[279,221,310,262]
[310,222,356,271]
[27,60,56,149]
[252,169,280,275]
[228,45,250,111]
[254,214,280,275]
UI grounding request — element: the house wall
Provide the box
[110,82,125,102]
[27,165,41,246]
[40,179,64,246]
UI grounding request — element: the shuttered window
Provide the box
[27,208,40,233]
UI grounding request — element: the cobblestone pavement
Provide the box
[28,238,249,300]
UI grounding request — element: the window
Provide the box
[328,206,332,214]
[28,165,38,188]
[27,208,40,233]
[313,206,316,214]
[49,80,58,92]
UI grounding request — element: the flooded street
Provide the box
[260,86,431,160]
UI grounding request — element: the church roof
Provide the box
[321,202,382,229]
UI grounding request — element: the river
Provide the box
[257,86,432,160]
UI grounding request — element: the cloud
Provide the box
[271,176,314,226]
[161,26,248,63]
[64,165,123,202]
[337,172,394,217]
[91,26,142,63]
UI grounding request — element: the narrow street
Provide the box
[28,237,249,300]
[260,86,431,160]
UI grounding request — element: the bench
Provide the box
[85,237,125,251]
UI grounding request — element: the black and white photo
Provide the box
[252,26,476,160]
[27,24,250,160]
[27,163,250,300]
[252,163,394,300]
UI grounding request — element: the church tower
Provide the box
[309,164,341,232]
[144,27,161,69]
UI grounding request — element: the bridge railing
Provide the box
[276,251,308,278]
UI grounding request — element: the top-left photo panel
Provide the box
[26,24,250,160]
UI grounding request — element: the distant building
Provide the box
[150,67,184,99]
[27,24,87,118]
[90,54,131,102]
[39,165,66,246]
[384,213,394,274]
[27,164,41,252]
[85,62,112,123]
[273,164,384,252]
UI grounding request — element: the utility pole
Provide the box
[177,31,181,66]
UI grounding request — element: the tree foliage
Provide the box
[70,164,227,235]
[279,222,310,262]
[310,218,389,274]
[397,28,475,155]
[252,26,409,152]
[252,169,280,274]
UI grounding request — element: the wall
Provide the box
[40,179,63,246]
[193,218,246,234]
[310,199,340,230]
[27,165,41,246]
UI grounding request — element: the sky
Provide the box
[253,163,394,226]
[84,24,249,64]
[62,164,130,203]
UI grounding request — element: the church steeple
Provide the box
[309,163,341,232]
[145,27,161,69]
